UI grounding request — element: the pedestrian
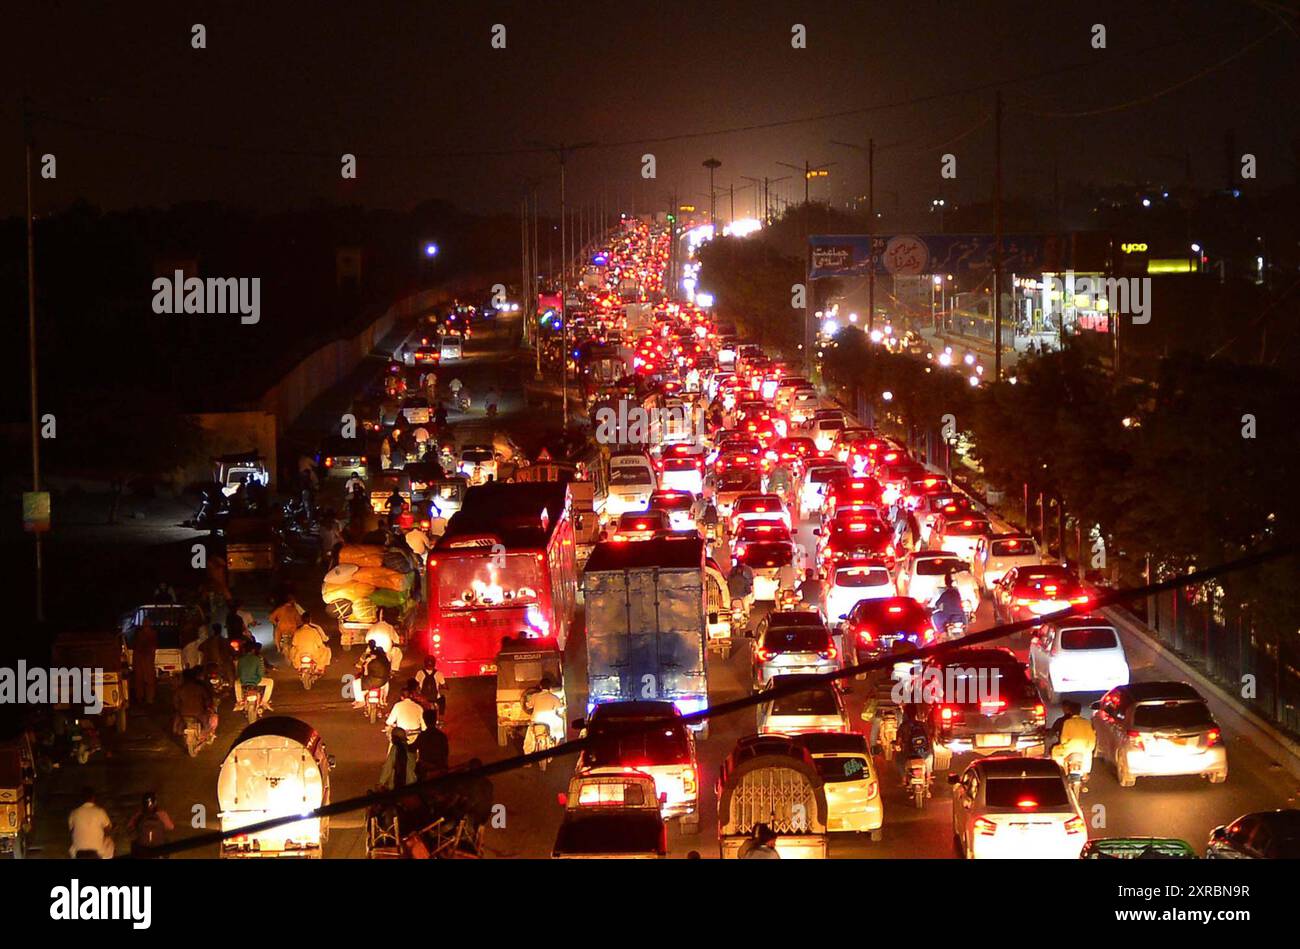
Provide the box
[378,728,418,790]
[131,618,159,705]
[738,823,780,859]
[68,787,114,859]
[127,792,175,858]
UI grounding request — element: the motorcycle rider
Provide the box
[523,675,564,755]
[797,568,821,609]
[269,591,305,654]
[351,640,391,707]
[728,558,755,614]
[172,667,218,744]
[930,572,966,636]
[776,558,800,600]
[893,711,934,786]
[289,619,332,673]
[234,640,274,711]
[1049,700,1097,782]
[415,656,447,717]
[127,792,175,858]
[68,788,114,859]
[385,679,427,741]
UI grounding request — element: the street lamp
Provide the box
[702,158,722,228]
[424,243,439,258]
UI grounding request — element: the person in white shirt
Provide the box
[68,789,114,858]
[405,526,432,560]
[523,677,564,753]
[386,681,427,739]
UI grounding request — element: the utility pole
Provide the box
[867,138,875,332]
[702,158,721,232]
[729,182,735,225]
[993,90,1004,383]
[23,99,44,622]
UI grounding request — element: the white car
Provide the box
[973,533,1041,592]
[800,464,845,520]
[809,417,845,453]
[1092,682,1227,787]
[756,674,849,736]
[929,513,993,563]
[647,490,697,533]
[950,756,1086,860]
[457,445,498,485]
[1028,617,1130,701]
[823,561,894,632]
[728,494,791,534]
[657,455,704,496]
[896,552,978,617]
[788,389,821,425]
[610,510,669,542]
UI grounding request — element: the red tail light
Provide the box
[1015,798,1039,809]
[1065,816,1086,835]
[1205,728,1221,747]
[1126,729,1146,752]
[973,817,998,836]
[820,646,838,660]
[856,627,874,644]
[755,648,776,662]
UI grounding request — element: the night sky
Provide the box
[6,0,1297,217]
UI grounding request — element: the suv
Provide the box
[949,755,1086,859]
[1091,682,1227,788]
[752,612,838,687]
[841,596,933,666]
[573,701,701,834]
[908,648,1047,770]
[972,533,1040,592]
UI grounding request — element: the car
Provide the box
[735,539,795,602]
[756,674,850,735]
[822,476,883,521]
[799,462,848,520]
[1091,682,1227,787]
[438,333,463,361]
[730,521,792,559]
[895,551,977,618]
[711,467,764,519]
[907,648,1047,769]
[793,732,883,838]
[399,396,433,425]
[949,756,1086,859]
[318,435,369,479]
[728,494,791,534]
[647,490,698,533]
[1207,810,1300,859]
[788,388,821,425]
[929,512,993,563]
[972,533,1041,592]
[573,701,700,834]
[1080,837,1197,859]
[457,444,498,485]
[916,494,975,546]
[841,596,934,667]
[552,770,667,859]
[411,344,441,366]
[1028,617,1130,701]
[752,612,838,688]
[822,560,895,635]
[816,515,895,571]
[809,416,846,453]
[991,565,1092,623]
[655,454,704,496]
[610,510,670,542]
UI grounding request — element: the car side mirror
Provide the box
[556,792,568,807]
[838,613,848,621]
[812,528,821,537]
[327,755,337,771]
[947,774,961,786]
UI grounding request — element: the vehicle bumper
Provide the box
[970,833,1084,860]
[753,575,779,601]
[825,798,883,834]
[756,660,837,686]
[939,733,1046,756]
[1122,746,1227,779]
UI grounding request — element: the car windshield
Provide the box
[770,685,839,716]
[650,494,694,512]
[992,539,1036,557]
[437,554,542,609]
[610,466,652,486]
[1060,627,1119,650]
[741,544,793,568]
[1132,701,1215,731]
[761,627,830,652]
[915,558,962,576]
[985,776,1071,809]
[835,566,890,587]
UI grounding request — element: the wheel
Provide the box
[367,703,378,725]
[115,708,128,734]
[1208,772,1227,784]
[247,702,259,724]
[301,672,313,690]
[75,745,90,766]
[869,828,883,842]
[496,726,509,747]
[1116,759,1136,788]
[913,786,926,809]
[186,736,199,758]
[680,816,701,836]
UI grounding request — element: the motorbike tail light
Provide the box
[1065,816,1086,835]
[973,817,998,836]
[1032,703,1046,724]
[1126,729,1146,751]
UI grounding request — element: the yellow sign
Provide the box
[1147,259,1192,274]
[1120,242,1148,254]
[678,205,695,212]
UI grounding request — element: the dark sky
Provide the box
[6,0,1297,218]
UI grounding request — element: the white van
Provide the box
[605,452,656,517]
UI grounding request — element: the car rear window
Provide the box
[617,513,665,529]
[1059,627,1119,650]
[585,723,691,767]
[985,776,1071,809]
[650,494,695,513]
[761,627,831,652]
[770,686,839,717]
[1132,701,1214,731]
[991,539,1036,557]
[835,566,891,587]
[813,756,870,784]
[741,544,793,568]
[736,497,781,514]
[937,665,1033,702]
[915,558,962,576]
[660,458,699,473]
[808,467,845,484]
[944,519,990,536]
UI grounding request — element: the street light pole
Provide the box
[993,91,1004,383]
[702,158,721,232]
[23,99,44,622]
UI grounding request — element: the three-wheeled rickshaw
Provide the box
[52,631,131,734]
[717,734,829,859]
[218,717,332,858]
[494,635,566,747]
[0,733,36,858]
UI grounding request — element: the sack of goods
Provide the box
[382,549,415,574]
[368,587,409,609]
[321,580,376,604]
[338,544,387,568]
[349,565,408,592]
[347,597,379,623]
[324,563,360,585]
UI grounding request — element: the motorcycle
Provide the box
[775,587,800,612]
[455,391,471,412]
[905,755,932,809]
[522,721,556,771]
[486,401,499,419]
[298,656,323,690]
[207,670,233,708]
[363,687,386,725]
[240,686,265,724]
[878,706,901,761]
[1065,751,1089,797]
[729,597,748,636]
[181,718,215,758]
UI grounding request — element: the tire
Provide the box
[680,816,701,836]
[186,735,199,758]
[869,828,883,842]
[247,702,259,724]
[913,786,926,809]
[496,726,509,748]
[1117,759,1136,788]
[301,672,313,690]
[1208,772,1227,784]
[75,745,90,766]
[367,703,378,725]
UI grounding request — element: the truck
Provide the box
[623,302,652,335]
[581,535,709,733]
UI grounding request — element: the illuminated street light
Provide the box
[968,375,980,387]
[938,352,952,367]
[424,243,439,257]
[882,390,893,401]
[963,353,975,366]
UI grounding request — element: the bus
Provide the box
[426,482,578,678]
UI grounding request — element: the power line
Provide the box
[144,539,1298,857]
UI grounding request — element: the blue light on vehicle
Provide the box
[424,243,439,257]
[526,605,549,632]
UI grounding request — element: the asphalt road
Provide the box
[25,311,1300,859]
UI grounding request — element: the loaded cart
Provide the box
[322,544,419,650]
[218,717,332,858]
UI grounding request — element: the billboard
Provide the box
[809,233,1068,279]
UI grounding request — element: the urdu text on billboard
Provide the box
[809,233,1066,278]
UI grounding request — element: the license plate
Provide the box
[975,733,1013,748]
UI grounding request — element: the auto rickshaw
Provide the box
[368,472,412,516]
[717,734,829,859]
[212,452,270,497]
[51,631,131,734]
[494,635,565,747]
[704,556,734,658]
[0,733,35,858]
